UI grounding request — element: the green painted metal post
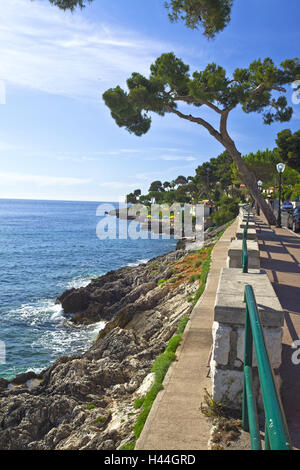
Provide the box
[242,302,261,449]
[242,207,249,273]
[265,421,270,450]
[244,366,262,450]
[242,303,252,431]
[244,285,292,450]
[242,230,248,273]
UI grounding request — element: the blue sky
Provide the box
[0,0,299,202]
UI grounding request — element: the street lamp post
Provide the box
[276,163,286,228]
[257,180,263,216]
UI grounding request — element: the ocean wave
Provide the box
[31,319,106,357]
[64,274,102,290]
[126,258,150,267]
[6,298,106,362]
[8,299,64,326]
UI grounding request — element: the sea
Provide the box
[0,199,177,380]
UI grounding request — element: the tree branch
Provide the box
[165,105,223,143]
[220,105,236,139]
[173,95,223,114]
[250,83,286,95]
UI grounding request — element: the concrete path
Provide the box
[255,215,300,449]
[135,220,238,450]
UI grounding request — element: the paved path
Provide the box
[256,215,300,449]
[135,220,238,450]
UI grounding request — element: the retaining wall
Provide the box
[210,208,285,410]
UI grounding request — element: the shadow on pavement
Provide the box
[280,343,300,450]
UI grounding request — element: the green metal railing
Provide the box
[242,205,250,273]
[242,284,292,450]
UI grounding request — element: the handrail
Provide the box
[242,284,292,450]
[242,205,250,273]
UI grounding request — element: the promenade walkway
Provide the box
[256,215,300,449]
[135,220,238,450]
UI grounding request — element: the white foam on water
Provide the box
[65,275,96,290]
[126,258,150,267]
[50,304,64,322]
[7,296,106,371]
[30,318,106,358]
[9,299,64,326]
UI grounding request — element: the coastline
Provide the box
[0,223,226,450]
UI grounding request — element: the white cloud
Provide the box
[159,155,196,162]
[0,141,23,151]
[0,80,6,104]
[0,171,91,186]
[98,181,138,189]
[0,0,172,100]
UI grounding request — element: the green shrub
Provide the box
[190,273,201,282]
[94,416,106,423]
[211,196,240,227]
[193,259,202,268]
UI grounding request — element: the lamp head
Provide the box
[276,163,286,174]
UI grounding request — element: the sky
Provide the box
[0,0,299,202]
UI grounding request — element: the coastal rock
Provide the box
[11,371,37,386]
[57,251,185,325]
[58,289,90,314]
[0,248,202,450]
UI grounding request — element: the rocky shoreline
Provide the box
[0,225,225,450]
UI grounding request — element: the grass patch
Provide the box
[87,404,95,410]
[134,396,145,410]
[189,273,201,283]
[177,316,189,334]
[121,317,189,449]
[119,441,136,450]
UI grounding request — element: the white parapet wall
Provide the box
[226,239,260,269]
[210,267,284,410]
[236,226,257,240]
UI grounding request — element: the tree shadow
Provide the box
[280,342,300,450]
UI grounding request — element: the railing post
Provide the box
[242,208,249,273]
[244,285,292,450]
[265,422,270,450]
[242,228,248,273]
[243,300,261,449]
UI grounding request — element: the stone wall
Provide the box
[210,208,284,410]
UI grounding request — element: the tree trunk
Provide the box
[223,138,277,225]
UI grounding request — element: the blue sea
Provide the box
[0,199,177,380]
